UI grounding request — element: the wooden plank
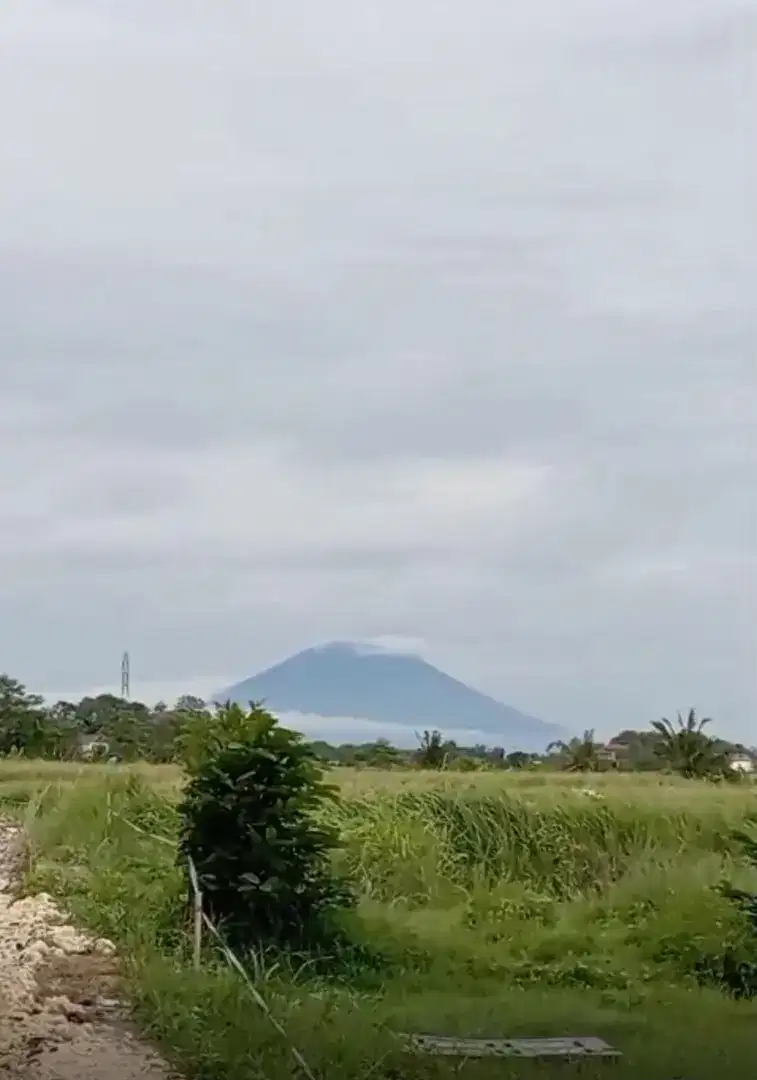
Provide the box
[402,1034,620,1059]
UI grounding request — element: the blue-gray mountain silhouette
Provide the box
[215,642,565,751]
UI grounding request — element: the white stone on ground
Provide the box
[0,822,178,1079]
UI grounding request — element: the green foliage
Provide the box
[173,699,271,775]
[703,819,757,998]
[506,750,533,769]
[652,709,731,779]
[464,885,557,939]
[1,662,752,785]
[19,761,757,1080]
[0,674,59,757]
[608,729,666,771]
[546,729,602,772]
[360,738,402,768]
[333,788,731,906]
[415,729,447,769]
[177,707,355,952]
[449,754,480,772]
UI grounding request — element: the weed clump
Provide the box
[698,820,757,999]
[177,707,355,954]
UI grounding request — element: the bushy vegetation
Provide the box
[5,757,757,1079]
[178,713,354,953]
[1,670,752,782]
[4,674,757,1076]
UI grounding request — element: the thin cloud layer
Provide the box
[1,0,755,742]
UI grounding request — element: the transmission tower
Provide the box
[121,651,130,699]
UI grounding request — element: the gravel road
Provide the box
[0,822,177,1079]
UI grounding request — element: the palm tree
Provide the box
[546,729,601,772]
[651,708,726,779]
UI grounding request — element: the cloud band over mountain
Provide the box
[215,641,566,752]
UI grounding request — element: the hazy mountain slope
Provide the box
[215,642,564,751]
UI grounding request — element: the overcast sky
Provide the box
[1,0,755,743]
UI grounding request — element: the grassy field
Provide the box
[3,759,757,1078]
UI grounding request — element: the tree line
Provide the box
[0,672,751,779]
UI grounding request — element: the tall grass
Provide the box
[330,786,747,901]
[5,761,757,1078]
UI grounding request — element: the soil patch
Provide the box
[0,822,178,1079]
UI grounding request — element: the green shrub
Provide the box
[703,819,757,998]
[174,700,271,775]
[177,709,355,953]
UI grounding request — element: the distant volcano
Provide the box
[214,641,565,752]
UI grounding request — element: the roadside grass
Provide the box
[3,761,757,1078]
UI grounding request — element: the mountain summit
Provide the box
[215,642,565,752]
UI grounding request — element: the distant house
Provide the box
[728,753,754,774]
[596,741,627,765]
[78,735,111,761]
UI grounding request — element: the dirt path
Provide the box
[0,823,178,1079]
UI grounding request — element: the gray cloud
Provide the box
[1,0,755,741]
